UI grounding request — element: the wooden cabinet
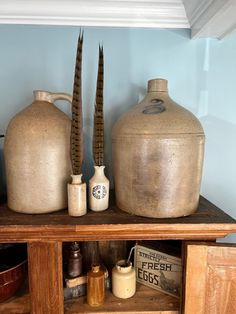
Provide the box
[0,195,236,313]
[183,243,236,314]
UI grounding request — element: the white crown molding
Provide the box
[1,0,236,38]
[0,0,189,28]
[183,0,236,39]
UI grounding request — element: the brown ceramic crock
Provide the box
[0,244,27,302]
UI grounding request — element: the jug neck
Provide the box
[94,165,105,176]
[33,91,54,103]
[91,264,101,273]
[71,174,83,185]
[116,260,132,273]
[147,79,168,93]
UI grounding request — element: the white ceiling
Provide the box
[0,0,235,39]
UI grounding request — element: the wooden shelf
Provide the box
[0,283,179,314]
[0,280,30,314]
[0,293,30,314]
[65,284,179,313]
[1,194,236,313]
[0,196,236,242]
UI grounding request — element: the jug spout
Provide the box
[33,90,72,103]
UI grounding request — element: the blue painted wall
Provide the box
[200,35,236,242]
[0,26,235,242]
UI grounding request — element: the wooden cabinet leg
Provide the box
[28,241,64,314]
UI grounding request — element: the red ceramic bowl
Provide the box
[0,244,27,302]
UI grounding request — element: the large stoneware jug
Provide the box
[112,79,205,218]
[4,90,72,214]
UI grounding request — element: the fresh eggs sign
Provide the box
[134,242,182,298]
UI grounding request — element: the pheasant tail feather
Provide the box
[93,45,104,166]
[71,32,83,175]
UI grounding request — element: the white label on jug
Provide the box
[92,185,107,199]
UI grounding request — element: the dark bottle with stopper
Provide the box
[67,242,82,278]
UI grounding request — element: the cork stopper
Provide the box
[70,241,80,252]
[92,264,100,272]
[148,79,168,93]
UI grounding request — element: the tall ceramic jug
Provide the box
[112,79,205,218]
[4,90,72,214]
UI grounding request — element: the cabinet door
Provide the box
[183,243,236,314]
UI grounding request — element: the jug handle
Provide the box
[49,92,72,104]
[33,90,72,104]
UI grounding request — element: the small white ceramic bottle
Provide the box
[89,166,109,212]
[112,259,136,299]
[68,174,87,216]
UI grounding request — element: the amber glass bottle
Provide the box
[87,264,105,306]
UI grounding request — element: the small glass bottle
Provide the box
[87,264,105,306]
[67,242,82,278]
[112,259,136,299]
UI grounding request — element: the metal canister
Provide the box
[112,79,205,218]
[67,242,82,278]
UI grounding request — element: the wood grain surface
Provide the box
[0,196,236,242]
[0,195,236,314]
[0,284,179,314]
[28,242,63,314]
[65,284,179,313]
[183,243,236,314]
